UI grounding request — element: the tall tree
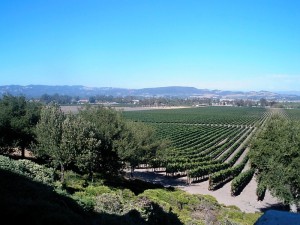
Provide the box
[0,95,41,157]
[249,116,300,212]
[78,105,125,175]
[117,120,169,176]
[35,104,69,182]
[35,105,104,182]
[73,116,101,181]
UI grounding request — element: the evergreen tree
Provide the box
[0,94,41,157]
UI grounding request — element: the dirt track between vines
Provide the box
[130,169,283,213]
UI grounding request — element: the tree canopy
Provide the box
[34,104,167,182]
[0,95,41,157]
[116,120,168,175]
[249,116,300,212]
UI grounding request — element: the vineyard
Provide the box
[285,108,300,120]
[123,106,273,193]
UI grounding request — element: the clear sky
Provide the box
[0,0,299,91]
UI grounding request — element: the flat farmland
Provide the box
[123,106,267,126]
[60,105,190,113]
[285,108,300,120]
[123,106,269,188]
[124,106,286,213]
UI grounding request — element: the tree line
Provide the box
[18,93,282,108]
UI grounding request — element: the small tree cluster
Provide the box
[116,120,169,176]
[34,104,166,182]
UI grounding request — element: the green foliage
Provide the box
[80,185,112,196]
[68,115,101,180]
[123,106,265,126]
[0,155,53,184]
[40,93,73,104]
[77,105,168,175]
[78,105,126,175]
[34,103,69,182]
[256,180,267,201]
[16,159,54,184]
[1,155,261,225]
[95,192,134,214]
[72,194,95,213]
[231,169,255,196]
[0,94,41,155]
[249,116,300,207]
[285,108,300,120]
[117,120,169,171]
[124,107,266,181]
[209,156,249,190]
[140,189,217,224]
[63,170,87,191]
[190,163,230,179]
[221,209,261,225]
[34,104,168,182]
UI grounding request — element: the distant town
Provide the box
[1,85,300,108]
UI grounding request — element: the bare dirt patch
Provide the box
[10,149,35,159]
[61,105,192,113]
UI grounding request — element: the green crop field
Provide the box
[285,108,300,120]
[123,106,267,126]
[123,106,269,190]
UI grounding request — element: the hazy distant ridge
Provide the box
[0,85,298,100]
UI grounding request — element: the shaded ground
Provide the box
[0,168,183,225]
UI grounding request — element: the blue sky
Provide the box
[0,0,299,91]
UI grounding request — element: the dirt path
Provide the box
[130,169,282,213]
[181,177,282,213]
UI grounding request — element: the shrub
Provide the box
[95,193,125,214]
[0,155,53,184]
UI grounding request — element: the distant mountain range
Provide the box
[0,85,299,100]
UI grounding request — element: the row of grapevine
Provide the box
[213,128,251,160]
[159,126,251,177]
[208,156,249,190]
[165,160,220,176]
[165,126,245,161]
[124,106,267,188]
[285,108,300,120]
[174,127,245,158]
[160,125,234,152]
[231,169,255,196]
[188,163,230,183]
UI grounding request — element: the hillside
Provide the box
[1,85,299,100]
[0,155,260,225]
